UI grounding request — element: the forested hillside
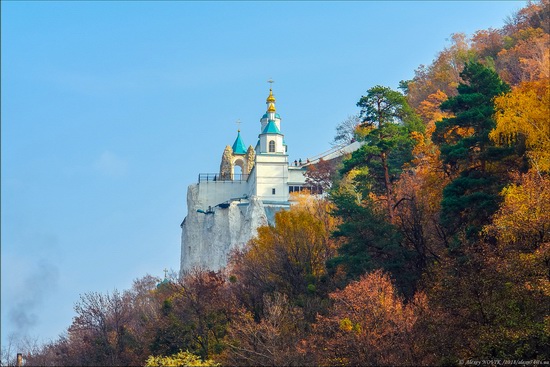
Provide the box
[11,1,549,365]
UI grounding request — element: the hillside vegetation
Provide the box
[12,1,550,365]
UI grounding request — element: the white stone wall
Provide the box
[254,154,289,202]
[288,166,307,185]
[196,181,249,209]
[247,166,257,198]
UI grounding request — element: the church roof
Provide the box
[232,130,247,154]
[262,120,281,134]
[156,278,170,289]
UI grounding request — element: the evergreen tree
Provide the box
[329,86,423,296]
[342,85,423,221]
[328,192,418,295]
[433,62,512,241]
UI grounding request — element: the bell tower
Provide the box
[219,129,255,181]
[250,85,289,202]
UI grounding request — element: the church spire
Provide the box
[266,79,276,113]
[231,130,247,154]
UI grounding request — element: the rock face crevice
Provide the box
[180,184,268,275]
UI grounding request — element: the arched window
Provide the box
[268,140,275,152]
[233,158,245,181]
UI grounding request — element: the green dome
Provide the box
[232,131,247,154]
[262,120,281,134]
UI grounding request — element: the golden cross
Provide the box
[267,78,274,86]
[236,119,242,131]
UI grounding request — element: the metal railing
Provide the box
[198,173,249,183]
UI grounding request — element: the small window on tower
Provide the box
[269,140,275,152]
[272,188,276,195]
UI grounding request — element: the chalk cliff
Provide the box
[179,184,268,275]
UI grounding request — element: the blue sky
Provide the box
[2,1,526,347]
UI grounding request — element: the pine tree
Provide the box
[433,62,512,241]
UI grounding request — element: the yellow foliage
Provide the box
[354,123,374,140]
[244,196,339,285]
[410,131,425,145]
[486,171,550,245]
[484,172,550,299]
[491,78,550,172]
[145,350,219,367]
[339,318,353,332]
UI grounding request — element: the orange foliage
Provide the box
[397,90,451,235]
[471,28,505,60]
[303,270,433,366]
[408,33,473,109]
[497,28,550,85]
[416,89,453,135]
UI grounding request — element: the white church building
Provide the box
[180,88,360,274]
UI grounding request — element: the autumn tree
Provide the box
[421,171,550,362]
[122,275,164,363]
[145,350,219,367]
[151,270,233,361]
[388,90,453,275]
[45,289,135,367]
[503,0,550,35]
[304,157,337,193]
[221,293,307,366]
[497,27,550,85]
[491,78,550,172]
[229,197,338,322]
[405,1,549,109]
[303,270,432,366]
[407,33,474,109]
[471,28,505,64]
[485,170,550,247]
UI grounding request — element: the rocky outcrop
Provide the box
[219,146,233,180]
[180,184,268,275]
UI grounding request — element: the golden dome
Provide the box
[267,103,276,112]
[266,89,276,103]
